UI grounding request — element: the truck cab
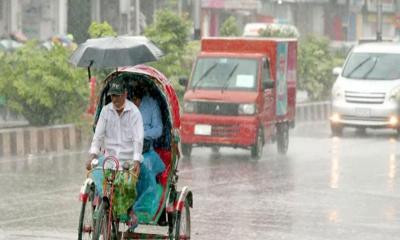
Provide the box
[180,37,297,159]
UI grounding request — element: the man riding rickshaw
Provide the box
[71,36,192,240]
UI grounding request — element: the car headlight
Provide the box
[389,86,400,102]
[184,101,195,113]
[238,103,256,115]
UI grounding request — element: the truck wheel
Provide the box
[211,146,220,153]
[181,143,192,158]
[331,123,343,137]
[251,128,263,160]
[277,123,289,154]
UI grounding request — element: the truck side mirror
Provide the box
[263,80,274,89]
[179,77,188,87]
[332,67,342,76]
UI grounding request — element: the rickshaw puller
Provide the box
[86,77,144,227]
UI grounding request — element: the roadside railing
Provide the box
[0,124,89,158]
[296,101,331,122]
[0,102,330,158]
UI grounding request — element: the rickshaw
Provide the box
[77,64,193,240]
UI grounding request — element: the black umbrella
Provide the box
[69,36,164,80]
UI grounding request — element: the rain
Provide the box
[0,1,400,240]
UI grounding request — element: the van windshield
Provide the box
[342,52,400,80]
[190,57,258,91]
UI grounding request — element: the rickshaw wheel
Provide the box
[78,185,95,240]
[93,200,118,240]
[172,198,191,240]
[181,143,192,158]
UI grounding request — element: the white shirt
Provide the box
[89,99,144,162]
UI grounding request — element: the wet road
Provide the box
[0,122,400,239]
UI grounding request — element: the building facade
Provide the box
[1,0,400,43]
[0,0,67,41]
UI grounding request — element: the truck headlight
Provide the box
[238,103,256,115]
[184,101,195,113]
[389,86,400,102]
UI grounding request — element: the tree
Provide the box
[144,10,191,85]
[0,41,88,126]
[220,16,240,37]
[88,21,117,38]
[297,35,342,100]
[258,24,299,38]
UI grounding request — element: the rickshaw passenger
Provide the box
[132,87,166,221]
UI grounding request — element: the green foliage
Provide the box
[298,35,344,101]
[258,24,299,38]
[88,21,117,38]
[0,41,88,126]
[220,16,240,37]
[144,10,191,90]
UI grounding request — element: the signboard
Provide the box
[367,14,395,24]
[276,42,288,116]
[201,0,259,10]
[366,0,395,12]
[349,0,364,11]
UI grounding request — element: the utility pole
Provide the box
[193,0,201,39]
[135,0,140,35]
[178,0,182,16]
[376,0,383,41]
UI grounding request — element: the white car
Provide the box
[330,42,400,136]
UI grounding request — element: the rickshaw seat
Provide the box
[155,148,171,187]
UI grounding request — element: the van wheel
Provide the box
[251,128,263,160]
[181,143,192,158]
[331,123,343,137]
[277,123,289,154]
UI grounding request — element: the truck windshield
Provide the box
[190,58,258,91]
[342,53,400,80]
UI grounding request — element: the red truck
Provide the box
[179,37,297,159]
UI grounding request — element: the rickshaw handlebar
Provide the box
[86,156,138,178]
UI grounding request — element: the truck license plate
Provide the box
[194,124,211,135]
[355,108,371,117]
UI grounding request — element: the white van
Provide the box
[330,42,400,136]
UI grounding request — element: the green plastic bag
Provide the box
[104,170,138,217]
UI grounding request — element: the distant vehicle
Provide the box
[243,22,299,38]
[179,37,298,159]
[330,42,400,136]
